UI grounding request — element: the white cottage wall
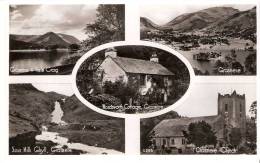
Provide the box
[99,57,128,84]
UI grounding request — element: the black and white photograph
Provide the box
[9,4,125,75]
[9,83,125,155]
[140,83,256,154]
[140,5,256,75]
[76,45,190,114]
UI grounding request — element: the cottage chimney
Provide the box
[105,47,117,58]
[150,53,159,63]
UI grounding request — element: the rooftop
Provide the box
[152,115,222,137]
[110,56,174,76]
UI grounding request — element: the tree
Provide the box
[183,121,217,147]
[229,128,242,148]
[249,101,257,121]
[69,44,80,50]
[47,44,59,50]
[245,117,256,153]
[244,52,256,74]
[82,5,125,52]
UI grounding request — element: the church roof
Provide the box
[151,115,222,137]
[110,56,174,76]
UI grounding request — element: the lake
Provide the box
[10,49,72,74]
[178,49,255,74]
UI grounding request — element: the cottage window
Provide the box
[152,139,156,145]
[162,139,167,145]
[140,74,146,86]
[171,138,175,145]
[182,138,186,145]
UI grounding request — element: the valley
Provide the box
[9,84,125,154]
[141,6,256,75]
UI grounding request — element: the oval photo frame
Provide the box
[72,41,195,119]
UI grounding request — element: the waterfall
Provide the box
[35,98,123,154]
[51,100,67,125]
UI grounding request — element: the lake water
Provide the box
[178,49,254,74]
[10,49,71,73]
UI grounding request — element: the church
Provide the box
[150,91,246,152]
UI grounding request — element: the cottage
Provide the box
[150,91,246,152]
[97,48,174,103]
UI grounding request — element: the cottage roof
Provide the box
[152,115,222,137]
[110,56,174,76]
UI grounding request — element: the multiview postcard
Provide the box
[6,1,258,158]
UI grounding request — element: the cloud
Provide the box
[10,6,23,20]
[10,5,98,40]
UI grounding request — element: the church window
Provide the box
[225,104,228,112]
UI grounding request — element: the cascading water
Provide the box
[35,99,122,154]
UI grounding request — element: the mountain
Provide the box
[57,33,81,45]
[9,39,43,50]
[140,17,161,32]
[31,32,79,47]
[206,7,256,37]
[10,34,39,43]
[10,32,80,49]
[162,7,239,32]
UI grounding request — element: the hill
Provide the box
[162,7,239,32]
[9,84,66,138]
[9,39,43,50]
[140,17,161,32]
[10,32,80,49]
[61,95,117,122]
[206,7,256,41]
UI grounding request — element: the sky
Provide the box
[140,4,255,25]
[32,83,74,96]
[10,5,98,41]
[174,83,256,118]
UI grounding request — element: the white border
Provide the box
[1,0,259,161]
[72,41,195,119]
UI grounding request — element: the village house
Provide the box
[150,91,246,152]
[96,48,174,103]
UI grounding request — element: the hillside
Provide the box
[162,7,239,32]
[58,33,81,45]
[31,32,73,47]
[9,84,66,138]
[9,39,43,50]
[54,95,125,152]
[10,32,80,49]
[206,7,256,41]
[10,34,39,43]
[140,17,161,32]
[62,95,117,123]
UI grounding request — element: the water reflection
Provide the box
[10,49,71,72]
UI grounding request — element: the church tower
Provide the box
[217,91,246,144]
